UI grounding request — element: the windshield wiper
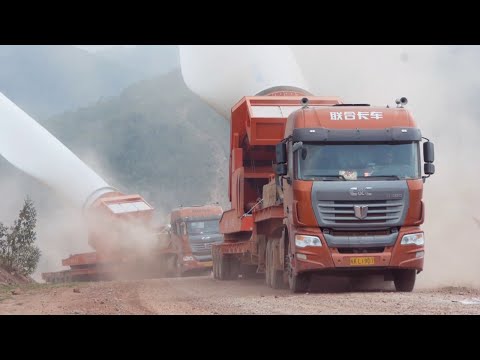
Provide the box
[359,175,401,180]
[313,175,347,181]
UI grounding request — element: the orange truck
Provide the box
[42,192,159,283]
[212,92,435,293]
[159,205,224,276]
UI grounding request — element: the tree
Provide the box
[0,222,7,259]
[0,197,41,276]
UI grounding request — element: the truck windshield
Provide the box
[297,143,419,181]
[187,220,220,235]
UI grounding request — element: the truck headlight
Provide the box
[295,235,322,248]
[401,233,424,246]
[183,256,194,262]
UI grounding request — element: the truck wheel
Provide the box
[287,242,309,293]
[267,239,286,289]
[393,269,416,292]
[287,254,310,293]
[288,272,310,293]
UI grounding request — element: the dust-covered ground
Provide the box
[2,275,480,315]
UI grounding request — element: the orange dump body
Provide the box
[86,193,155,256]
[42,192,158,283]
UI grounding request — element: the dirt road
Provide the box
[1,275,480,315]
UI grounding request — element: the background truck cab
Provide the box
[168,205,224,276]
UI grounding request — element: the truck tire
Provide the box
[286,240,310,293]
[393,269,416,292]
[266,239,286,289]
[288,272,310,293]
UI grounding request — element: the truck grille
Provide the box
[190,242,213,255]
[318,200,404,226]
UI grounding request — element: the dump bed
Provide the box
[221,96,342,235]
[87,194,155,255]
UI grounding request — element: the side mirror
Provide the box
[423,142,434,163]
[292,141,304,153]
[275,163,288,176]
[276,142,287,164]
[424,163,435,175]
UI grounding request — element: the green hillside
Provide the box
[41,70,230,215]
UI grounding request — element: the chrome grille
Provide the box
[318,200,404,225]
[190,242,213,254]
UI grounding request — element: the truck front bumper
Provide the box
[293,228,425,274]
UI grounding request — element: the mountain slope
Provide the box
[41,69,230,215]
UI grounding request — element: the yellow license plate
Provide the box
[350,257,375,266]
[203,261,213,267]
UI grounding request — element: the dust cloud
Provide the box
[0,147,169,283]
[0,163,89,282]
[291,45,480,287]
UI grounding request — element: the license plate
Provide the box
[202,261,213,267]
[350,257,375,266]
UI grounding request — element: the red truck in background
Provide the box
[160,205,224,277]
[212,93,435,293]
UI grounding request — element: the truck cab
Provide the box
[169,205,224,276]
[276,98,435,292]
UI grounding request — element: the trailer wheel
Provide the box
[228,256,240,280]
[393,269,416,292]
[217,253,239,280]
[218,253,227,280]
[265,241,272,287]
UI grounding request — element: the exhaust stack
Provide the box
[0,92,116,208]
[179,45,311,118]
